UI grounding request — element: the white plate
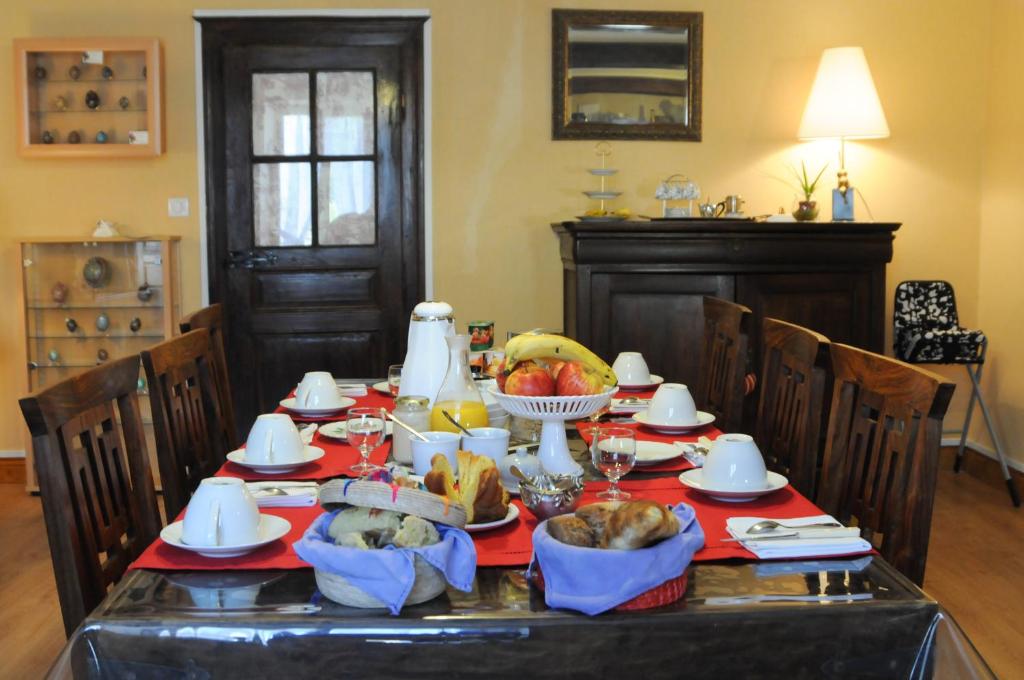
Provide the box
[159,514,292,558]
[677,469,789,502]
[317,421,393,441]
[226,445,325,474]
[634,410,715,433]
[616,375,665,391]
[372,381,393,396]
[633,441,685,466]
[466,504,520,533]
[279,396,356,417]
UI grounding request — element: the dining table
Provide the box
[47,382,993,679]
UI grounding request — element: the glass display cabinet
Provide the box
[17,237,180,491]
[13,37,163,158]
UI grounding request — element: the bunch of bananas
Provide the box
[503,332,617,387]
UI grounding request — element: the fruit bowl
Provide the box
[487,385,615,475]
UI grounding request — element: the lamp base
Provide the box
[832,187,855,221]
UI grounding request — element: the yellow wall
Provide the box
[0,0,1009,462]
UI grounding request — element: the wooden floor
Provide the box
[0,466,1022,679]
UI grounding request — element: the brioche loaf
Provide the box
[423,451,510,524]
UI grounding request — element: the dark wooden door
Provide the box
[200,19,424,430]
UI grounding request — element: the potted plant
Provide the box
[790,161,828,222]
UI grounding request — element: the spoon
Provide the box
[386,412,429,442]
[441,410,475,437]
[746,519,843,535]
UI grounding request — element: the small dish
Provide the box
[633,441,685,466]
[587,168,618,176]
[634,410,715,433]
[226,445,325,474]
[583,190,622,200]
[372,381,392,396]
[677,469,788,503]
[160,514,291,558]
[617,375,665,391]
[465,504,520,533]
[279,396,356,417]
[317,421,393,441]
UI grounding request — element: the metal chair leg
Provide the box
[965,363,1021,507]
[954,365,980,473]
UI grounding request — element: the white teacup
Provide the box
[647,383,698,425]
[295,371,343,409]
[462,427,511,464]
[245,413,305,464]
[612,352,652,386]
[703,433,768,491]
[411,431,461,476]
[497,450,542,489]
[182,477,260,547]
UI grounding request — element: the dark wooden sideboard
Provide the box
[552,220,900,388]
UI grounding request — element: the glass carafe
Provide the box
[430,334,489,433]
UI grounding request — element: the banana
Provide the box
[503,333,617,386]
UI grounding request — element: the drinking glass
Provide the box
[387,364,403,396]
[591,426,636,500]
[347,407,386,475]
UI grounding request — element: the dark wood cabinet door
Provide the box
[201,19,424,430]
[590,272,733,387]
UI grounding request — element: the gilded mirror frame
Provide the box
[552,9,703,141]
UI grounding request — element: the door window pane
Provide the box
[254,163,312,246]
[252,73,310,156]
[318,161,375,245]
[316,72,374,156]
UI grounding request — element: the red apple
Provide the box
[505,363,556,396]
[545,358,567,380]
[555,360,604,396]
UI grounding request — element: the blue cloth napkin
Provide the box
[529,503,705,615]
[293,510,477,615]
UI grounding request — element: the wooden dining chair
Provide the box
[696,297,752,432]
[754,318,831,499]
[18,356,161,637]
[817,343,955,585]
[179,303,239,450]
[143,329,231,523]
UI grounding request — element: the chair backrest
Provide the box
[754,318,830,498]
[18,356,161,637]
[697,296,752,432]
[893,280,960,335]
[817,343,955,585]
[179,303,238,450]
[142,329,230,522]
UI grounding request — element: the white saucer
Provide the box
[160,514,292,558]
[634,410,715,433]
[633,441,685,466]
[317,421,393,441]
[279,396,356,417]
[372,381,393,396]
[616,375,665,391]
[677,469,789,502]
[226,445,325,474]
[466,504,520,533]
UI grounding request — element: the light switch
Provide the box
[168,197,190,218]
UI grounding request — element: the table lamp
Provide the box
[798,47,889,221]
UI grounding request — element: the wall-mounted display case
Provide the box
[17,237,180,491]
[13,37,163,158]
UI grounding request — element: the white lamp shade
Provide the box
[799,47,890,140]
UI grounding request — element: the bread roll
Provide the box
[547,515,596,547]
[601,501,680,550]
[574,502,622,543]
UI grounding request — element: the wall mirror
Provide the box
[552,9,702,141]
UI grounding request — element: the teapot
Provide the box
[399,301,455,406]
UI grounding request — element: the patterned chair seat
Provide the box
[893,281,985,364]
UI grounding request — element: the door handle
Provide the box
[226,249,278,269]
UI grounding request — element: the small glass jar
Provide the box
[392,395,430,465]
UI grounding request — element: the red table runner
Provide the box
[129,505,322,572]
[575,421,722,473]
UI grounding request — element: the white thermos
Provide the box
[399,301,455,406]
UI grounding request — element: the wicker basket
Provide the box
[315,554,447,608]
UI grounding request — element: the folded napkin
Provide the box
[725,515,872,560]
[675,435,714,468]
[529,504,705,615]
[293,509,477,615]
[246,481,319,507]
[335,383,369,397]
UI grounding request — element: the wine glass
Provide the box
[591,426,636,500]
[347,407,386,475]
[387,364,403,397]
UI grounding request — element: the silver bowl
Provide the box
[519,474,585,521]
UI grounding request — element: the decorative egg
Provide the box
[41,131,55,144]
[129,317,142,332]
[48,349,60,363]
[102,66,114,80]
[82,256,110,288]
[65,318,78,333]
[137,377,146,392]
[118,96,130,110]
[97,349,109,362]
[51,281,69,304]
[95,130,108,144]
[68,131,81,144]
[34,66,47,80]
[85,90,100,110]
[95,312,110,332]
[136,284,154,302]
[68,65,81,81]
[54,96,68,111]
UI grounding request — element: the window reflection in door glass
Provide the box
[318,161,375,245]
[252,73,310,156]
[254,162,312,246]
[316,72,374,156]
